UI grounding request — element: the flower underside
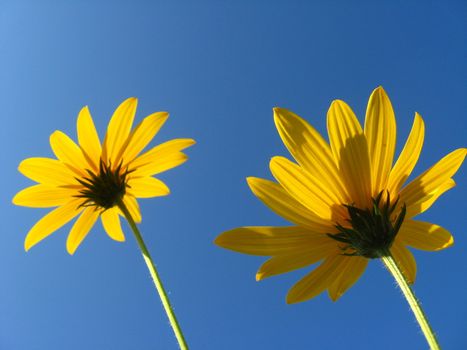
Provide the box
[75,160,132,209]
[328,191,406,259]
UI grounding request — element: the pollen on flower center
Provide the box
[75,160,131,209]
[328,191,406,259]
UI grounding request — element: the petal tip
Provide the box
[285,293,298,304]
[246,176,256,185]
[256,269,270,281]
[66,239,78,255]
[12,194,19,205]
[24,238,33,252]
[273,107,286,117]
[445,236,454,248]
[328,290,341,302]
[214,232,234,250]
[374,85,386,93]
[186,138,197,147]
[126,97,138,103]
[213,234,224,247]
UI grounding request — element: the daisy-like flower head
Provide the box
[14,98,195,254]
[215,87,466,303]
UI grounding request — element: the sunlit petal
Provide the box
[400,148,466,211]
[127,176,170,198]
[50,130,88,176]
[387,113,424,198]
[102,97,138,165]
[287,254,347,304]
[122,194,142,223]
[121,112,169,166]
[215,226,333,256]
[328,256,368,301]
[364,87,396,195]
[66,207,100,254]
[101,208,125,242]
[247,177,332,230]
[405,179,455,218]
[274,107,349,203]
[130,138,195,177]
[24,199,83,251]
[390,241,417,284]
[77,106,102,170]
[270,156,344,220]
[327,100,372,208]
[256,246,337,281]
[19,157,78,186]
[13,184,77,208]
[398,220,453,251]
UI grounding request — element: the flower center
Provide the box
[75,160,131,209]
[327,191,406,259]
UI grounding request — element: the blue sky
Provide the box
[1,1,466,349]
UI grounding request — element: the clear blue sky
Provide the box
[1,1,466,349]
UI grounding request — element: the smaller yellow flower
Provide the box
[13,98,195,254]
[216,87,466,304]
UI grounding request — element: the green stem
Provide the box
[117,199,189,350]
[381,252,440,350]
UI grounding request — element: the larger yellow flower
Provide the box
[14,98,195,254]
[216,86,466,304]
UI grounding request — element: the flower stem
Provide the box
[381,252,440,350]
[117,199,188,350]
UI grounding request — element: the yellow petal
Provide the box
[66,207,100,254]
[406,179,455,218]
[121,112,169,166]
[18,157,77,185]
[390,241,416,284]
[24,199,83,251]
[122,194,142,223]
[398,220,454,251]
[400,148,466,212]
[102,97,138,166]
[101,208,125,242]
[215,226,333,256]
[327,100,372,208]
[13,184,76,208]
[256,245,337,281]
[270,156,344,220]
[273,107,349,204]
[127,176,170,198]
[246,177,332,230]
[286,254,347,304]
[328,256,368,301]
[77,106,102,171]
[364,87,397,196]
[129,138,195,177]
[387,113,424,198]
[50,130,88,176]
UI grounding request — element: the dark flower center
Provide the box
[327,191,406,259]
[75,160,131,209]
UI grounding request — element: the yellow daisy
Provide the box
[13,97,195,255]
[216,86,466,304]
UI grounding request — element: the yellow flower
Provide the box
[215,86,466,304]
[13,98,195,255]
